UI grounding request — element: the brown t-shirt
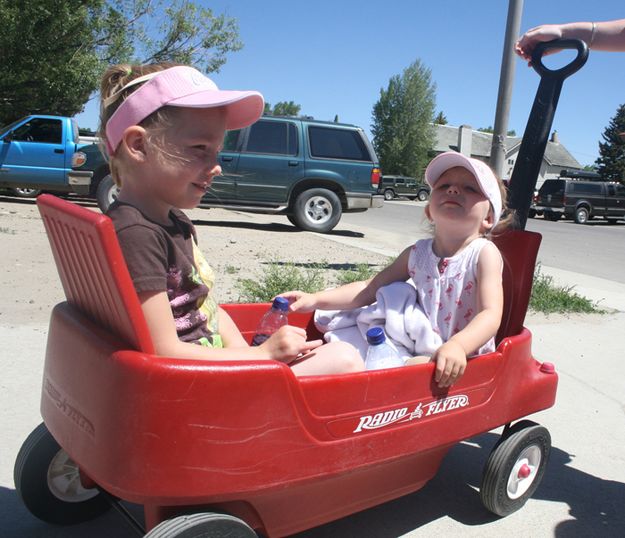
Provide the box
[107,201,217,345]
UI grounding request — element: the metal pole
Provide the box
[490,0,524,178]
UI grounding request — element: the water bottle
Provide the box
[365,327,404,370]
[251,297,290,346]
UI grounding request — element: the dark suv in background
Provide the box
[531,170,625,224]
[74,116,383,233]
[378,175,430,201]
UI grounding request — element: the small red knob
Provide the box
[540,361,555,374]
[518,463,531,479]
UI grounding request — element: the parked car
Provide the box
[77,116,383,233]
[378,175,430,201]
[0,115,93,199]
[532,173,625,224]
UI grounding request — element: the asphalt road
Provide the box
[341,200,625,284]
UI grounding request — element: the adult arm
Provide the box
[515,18,625,64]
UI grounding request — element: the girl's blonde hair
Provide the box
[97,62,182,186]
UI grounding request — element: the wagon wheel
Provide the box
[480,421,551,517]
[145,512,257,538]
[14,423,110,524]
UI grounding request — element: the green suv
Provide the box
[76,116,382,233]
[378,175,430,201]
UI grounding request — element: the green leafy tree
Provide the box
[264,101,301,116]
[0,0,242,124]
[595,104,625,182]
[371,59,436,178]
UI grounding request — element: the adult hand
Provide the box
[515,24,564,65]
[431,340,467,388]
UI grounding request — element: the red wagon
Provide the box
[14,40,587,537]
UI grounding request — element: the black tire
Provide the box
[14,423,109,525]
[286,214,298,226]
[291,188,342,233]
[95,174,119,212]
[574,206,589,224]
[383,189,395,201]
[417,189,429,202]
[543,212,561,222]
[605,218,620,225]
[145,513,257,538]
[480,422,551,517]
[527,209,536,219]
[10,187,41,198]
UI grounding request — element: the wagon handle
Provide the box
[508,39,588,230]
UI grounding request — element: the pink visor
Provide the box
[425,151,503,225]
[105,66,264,155]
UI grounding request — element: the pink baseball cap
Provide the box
[425,151,502,225]
[105,66,264,155]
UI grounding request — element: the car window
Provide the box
[244,120,297,155]
[11,118,62,144]
[308,126,370,161]
[223,129,241,152]
[396,178,405,185]
[539,180,565,195]
[570,183,602,195]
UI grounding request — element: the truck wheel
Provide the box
[96,175,119,212]
[480,422,550,517]
[543,212,561,222]
[527,209,536,218]
[383,189,395,201]
[11,187,41,198]
[417,189,429,202]
[14,423,109,525]
[292,188,341,233]
[574,207,589,224]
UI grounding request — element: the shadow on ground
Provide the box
[191,218,365,238]
[3,431,623,537]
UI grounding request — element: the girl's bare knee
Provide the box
[329,341,365,372]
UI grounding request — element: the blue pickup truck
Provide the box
[0,115,94,200]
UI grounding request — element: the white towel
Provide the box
[313,281,442,360]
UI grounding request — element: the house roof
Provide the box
[433,124,581,169]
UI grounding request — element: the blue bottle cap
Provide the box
[366,326,386,345]
[272,296,289,312]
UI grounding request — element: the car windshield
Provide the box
[0,118,26,138]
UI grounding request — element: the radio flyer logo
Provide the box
[353,394,469,433]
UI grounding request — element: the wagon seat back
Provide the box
[492,229,542,344]
[37,194,154,354]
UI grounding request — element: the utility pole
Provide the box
[490,0,524,178]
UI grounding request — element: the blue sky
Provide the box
[77,0,623,167]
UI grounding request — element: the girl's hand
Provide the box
[277,291,317,313]
[260,325,322,363]
[431,340,467,388]
[515,24,564,64]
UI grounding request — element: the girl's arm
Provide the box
[431,242,504,387]
[139,291,323,362]
[281,246,413,312]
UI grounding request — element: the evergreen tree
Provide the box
[434,111,448,125]
[595,104,625,182]
[371,59,436,178]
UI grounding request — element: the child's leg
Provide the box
[405,355,431,366]
[290,341,365,376]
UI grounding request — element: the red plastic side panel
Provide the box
[36,194,153,354]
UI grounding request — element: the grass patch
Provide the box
[236,261,328,302]
[335,262,378,285]
[530,266,603,314]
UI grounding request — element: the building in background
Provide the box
[432,124,582,189]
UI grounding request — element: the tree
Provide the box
[264,101,301,116]
[478,126,517,136]
[595,104,625,182]
[371,59,436,178]
[434,111,448,125]
[0,0,242,124]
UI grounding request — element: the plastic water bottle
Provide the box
[251,297,290,346]
[364,327,404,370]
